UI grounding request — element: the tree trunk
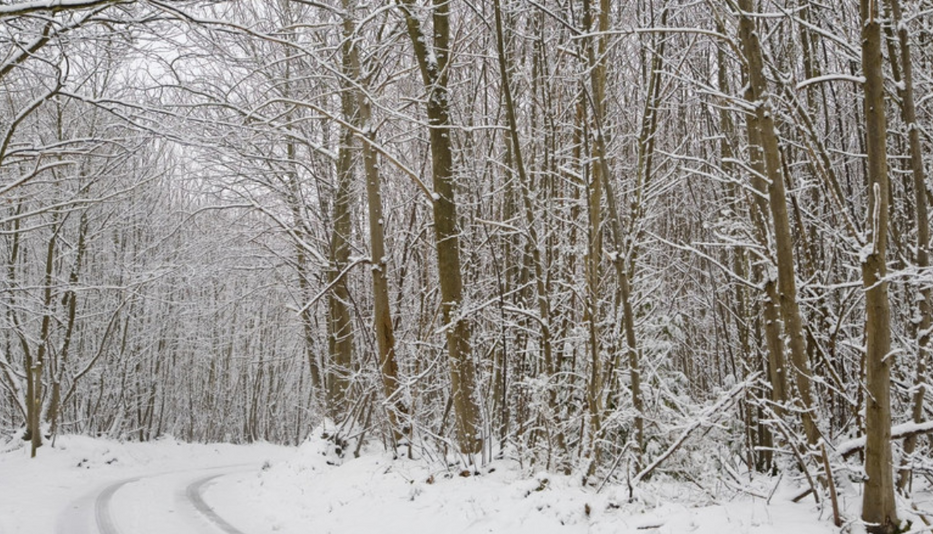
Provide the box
[886,0,931,492]
[859,0,899,530]
[737,0,819,448]
[492,0,562,456]
[577,0,612,480]
[399,0,482,454]
[742,80,789,419]
[339,3,408,443]
[326,55,357,422]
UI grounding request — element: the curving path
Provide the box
[94,476,142,534]
[59,465,254,534]
[184,473,248,534]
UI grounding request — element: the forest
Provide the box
[1,0,932,532]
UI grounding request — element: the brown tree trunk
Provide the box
[282,99,324,401]
[339,4,408,443]
[715,29,773,470]
[742,81,789,419]
[859,0,899,530]
[578,0,610,478]
[326,50,358,422]
[887,0,931,493]
[399,0,482,455]
[47,211,87,439]
[29,214,60,456]
[491,0,561,452]
[737,0,819,448]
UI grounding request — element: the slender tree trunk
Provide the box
[583,108,603,477]
[859,0,899,530]
[3,205,29,440]
[715,32,773,470]
[577,0,611,479]
[47,211,87,438]
[492,0,562,455]
[326,55,357,422]
[741,78,789,420]
[737,0,819,448]
[284,126,324,399]
[616,7,670,465]
[28,215,61,456]
[887,0,931,492]
[339,4,408,442]
[399,0,482,454]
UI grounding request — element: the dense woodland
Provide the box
[2,0,932,531]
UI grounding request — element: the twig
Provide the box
[631,374,757,487]
[821,441,842,527]
[298,257,370,314]
[767,413,820,504]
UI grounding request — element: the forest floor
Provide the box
[1,431,929,534]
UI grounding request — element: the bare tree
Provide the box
[397,0,482,455]
[735,0,819,449]
[859,0,898,529]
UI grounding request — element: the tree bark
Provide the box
[859,0,899,530]
[578,0,610,478]
[491,0,562,452]
[326,45,357,422]
[399,0,482,454]
[736,0,819,448]
[742,79,789,419]
[339,3,408,443]
[886,0,931,492]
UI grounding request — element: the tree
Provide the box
[735,0,819,449]
[859,0,898,529]
[397,0,482,455]
[887,0,931,492]
[338,0,407,442]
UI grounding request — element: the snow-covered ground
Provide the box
[203,431,841,534]
[2,432,929,534]
[0,435,290,534]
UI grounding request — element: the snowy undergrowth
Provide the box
[204,428,846,534]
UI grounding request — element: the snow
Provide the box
[0,0,109,16]
[201,429,842,534]
[0,435,290,534]
[2,431,927,534]
[835,420,933,458]
[795,74,866,91]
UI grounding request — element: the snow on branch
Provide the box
[834,420,933,459]
[632,373,760,487]
[0,0,119,17]
[795,74,866,91]
[297,256,371,315]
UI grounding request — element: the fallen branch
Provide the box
[631,374,759,487]
[835,421,933,459]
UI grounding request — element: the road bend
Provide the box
[59,464,255,534]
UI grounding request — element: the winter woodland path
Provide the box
[57,464,256,534]
[0,437,290,534]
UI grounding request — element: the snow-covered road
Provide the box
[56,465,254,534]
[0,436,288,534]
[185,472,250,534]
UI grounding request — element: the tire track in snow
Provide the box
[185,473,249,534]
[89,465,254,534]
[94,477,142,534]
